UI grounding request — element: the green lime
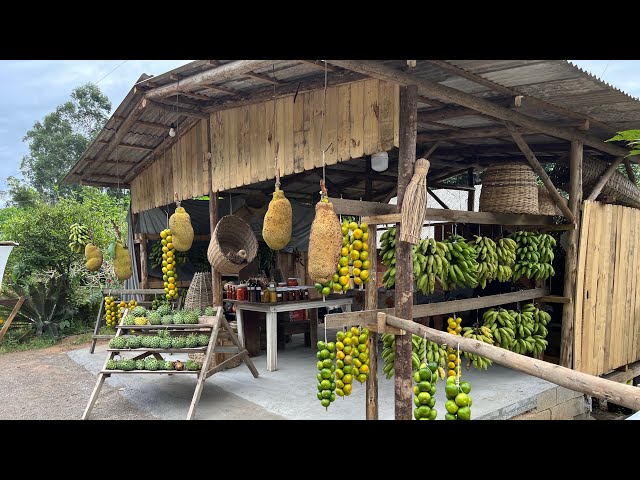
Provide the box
[429,385,437,396]
[343,365,353,375]
[321,287,330,296]
[321,398,330,408]
[336,359,344,369]
[316,373,322,382]
[414,396,421,407]
[317,383,323,392]
[336,379,344,389]
[330,393,336,402]
[428,397,436,408]
[320,349,330,359]
[317,361,324,370]
[414,371,421,383]
[335,369,344,379]
[358,373,367,383]
[333,274,339,283]
[321,390,332,399]
[457,406,471,420]
[417,405,431,418]
[320,379,331,390]
[445,413,457,420]
[336,331,345,342]
[417,392,431,405]
[330,364,336,372]
[322,359,333,368]
[445,383,460,398]
[419,369,431,381]
[445,400,459,414]
[358,343,367,353]
[428,408,438,420]
[317,392,323,401]
[317,341,326,351]
[321,368,332,379]
[358,352,368,363]
[329,352,336,360]
[336,388,344,397]
[314,283,323,291]
[428,361,438,372]
[359,334,368,344]
[455,392,470,407]
[418,381,431,392]
[343,374,353,384]
[460,381,471,394]
[414,408,421,420]
[326,342,336,352]
[446,375,457,385]
[316,352,323,361]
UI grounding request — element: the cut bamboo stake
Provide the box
[399,158,430,244]
[505,122,576,223]
[384,313,640,411]
[586,157,625,201]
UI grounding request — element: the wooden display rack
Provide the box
[89,288,172,354]
[83,308,259,420]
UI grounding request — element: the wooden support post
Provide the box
[623,159,636,185]
[139,234,149,289]
[365,223,378,420]
[560,141,583,368]
[467,168,475,211]
[394,84,417,421]
[208,129,222,307]
[506,122,576,223]
[0,297,25,343]
[586,157,625,201]
[385,314,640,412]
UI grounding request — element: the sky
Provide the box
[0,59,638,192]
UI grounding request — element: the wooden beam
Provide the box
[97,98,147,163]
[506,122,576,223]
[362,209,570,227]
[429,167,469,184]
[425,59,617,134]
[325,288,550,327]
[418,106,480,122]
[427,188,450,209]
[145,60,274,99]
[538,295,571,304]
[146,99,209,119]
[603,360,640,384]
[394,84,417,421]
[365,222,378,420]
[299,60,338,72]
[325,60,631,159]
[560,140,583,368]
[201,84,239,95]
[330,198,396,216]
[624,159,637,185]
[97,140,154,152]
[178,91,214,101]
[245,71,283,84]
[384,314,640,412]
[586,157,625,201]
[418,125,533,142]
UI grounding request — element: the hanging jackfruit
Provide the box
[308,198,342,284]
[114,241,133,280]
[262,187,292,250]
[169,206,194,252]
[84,243,103,272]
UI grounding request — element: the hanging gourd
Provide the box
[169,192,194,252]
[308,179,342,284]
[111,220,132,281]
[262,166,292,250]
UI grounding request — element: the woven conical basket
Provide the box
[207,215,258,275]
[184,272,213,311]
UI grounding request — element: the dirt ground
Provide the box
[0,337,154,420]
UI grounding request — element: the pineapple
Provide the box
[148,336,161,349]
[159,337,172,349]
[184,311,199,325]
[161,315,174,325]
[156,304,171,316]
[173,311,186,325]
[144,357,159,371]
[140,336,154,348]
[134,317,148,326]
[172,336,186,349]
[196,334,210,347]
[121,359,136,371]
[123,315,135,326]
[162,360,174,370]
[106,359,117,370]
[131,306,147,317]
[148,312,162,325]
[135,359,145,370]
[185,334,199,348]
[204,306,216,316]
[109,336,127,350]
[126,336,141,349]
[185,360,201,371]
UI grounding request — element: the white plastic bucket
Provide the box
[0,242,18,289]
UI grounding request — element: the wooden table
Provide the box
[226,297,354,372]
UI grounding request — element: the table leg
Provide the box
[309,308,318,348]
[236,308,245,347]
[266,311,278,372]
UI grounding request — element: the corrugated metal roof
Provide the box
[64,59,640,194]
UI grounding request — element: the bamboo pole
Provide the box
[586,157,625,201]
[394,85,417,420]
[208,120,222,307]
[384,313,640,411]
[560,141,583,368]
[365,223,378,420]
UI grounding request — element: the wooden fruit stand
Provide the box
[63,59,640,419]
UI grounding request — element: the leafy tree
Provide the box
[607,129,640,187]
[20,83,111,199]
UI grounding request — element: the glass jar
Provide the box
[276,288,283,302]
[294,288,301,301]
[303,288,309,300]
[237,284,248,302]
[287,278,299,287]
[262,288,270,303]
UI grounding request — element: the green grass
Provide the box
[0,335,57,354]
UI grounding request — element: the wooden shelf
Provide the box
[107,347,207,353]
[101,369,199,375]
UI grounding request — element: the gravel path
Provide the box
[0,340,155,420]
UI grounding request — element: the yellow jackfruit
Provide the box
[308,199,342,284]
[84,243,103,272]
[114,241,133,280]
[169,206,194,252]
[262,188,292,250]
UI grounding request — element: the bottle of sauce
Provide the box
[269,280,277,303]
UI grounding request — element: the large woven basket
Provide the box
[207,215,258,275]
[537,186,564,216]
[480,162,539,214]
[184,272,213,311]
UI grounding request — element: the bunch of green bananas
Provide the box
[462,325,493,370]
[382,334,446,380]
[470,235,498,288]
[442,234,478,290]
[381,334,396,379]
[507,307,540,354]
[380,227,397,289]
[483,307,517,349]
[496,238,517,282]
[414,238,451,295]
[424,340,447,379]
[521,303,550,354]
[510,231,556,281]
[69,223,90,253]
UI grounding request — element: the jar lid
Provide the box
[238,284,248,288]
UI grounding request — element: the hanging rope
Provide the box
[271,63,281,189]
[318,61,332,197]
[456,342,461,388]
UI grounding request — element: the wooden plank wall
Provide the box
[131,120,209,213]
[210,79,400,192]
[574,200,640,375]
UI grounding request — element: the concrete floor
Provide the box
[69,329,556,420]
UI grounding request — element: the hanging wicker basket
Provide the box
[207,215,258,275]
[537,186,564,216]
[480,162,539,214]
[184,272,213,311]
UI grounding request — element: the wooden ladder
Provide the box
[83,308,259,420]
